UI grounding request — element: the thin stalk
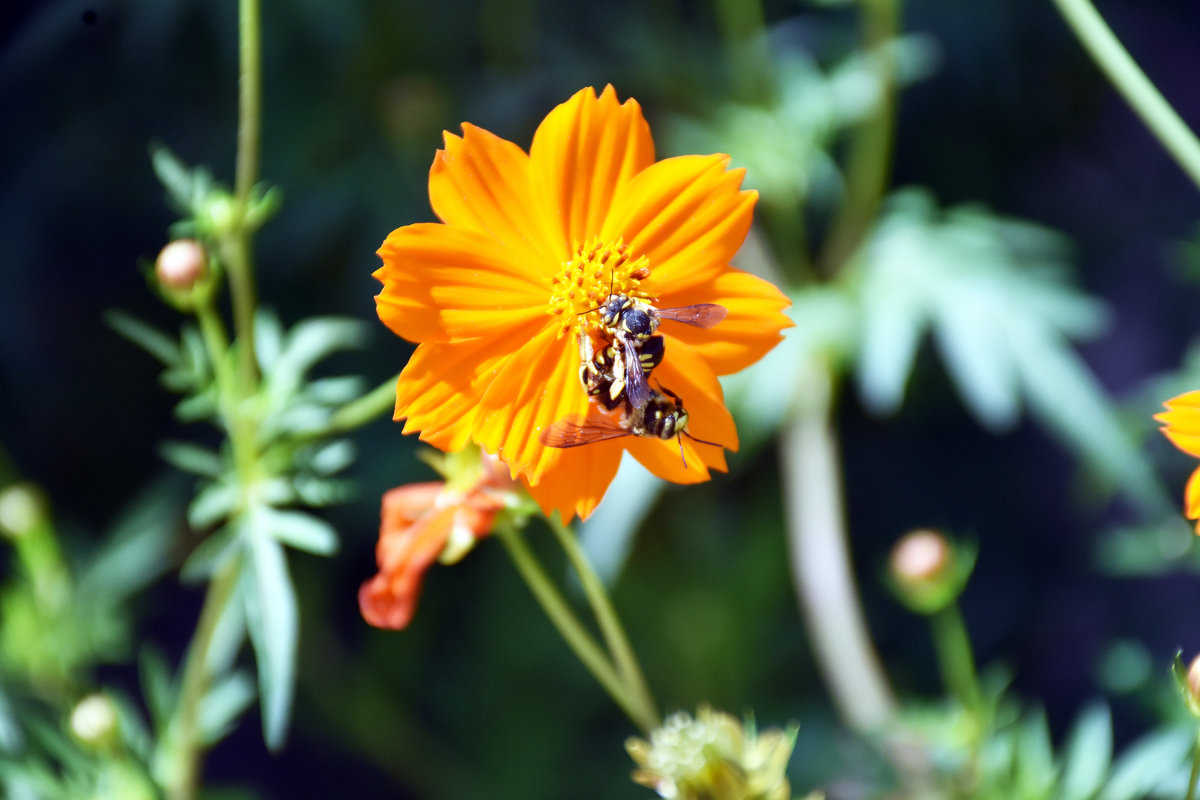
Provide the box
[930,602,982,714]
[1187,729,1200,800]
[1051,0,1200,193]
[195,300,257,481]
[818,0,899,276]
[546,515,659,732]
[494,522,652,731]
[325,373,401,435]
[713,0,770,103]
[227,0,262,390]
[166,559,240,800]
[780,360,896,732]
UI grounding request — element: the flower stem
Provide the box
[1051,0,1200,192]
[780,360,896,732]
[494,521,652,731]
[930,602,982,714]
[325,373,401,435]
[546,514,659,732]
[166,558,240,800]
[1187,729,1200,800]
[818,0,899,276]
[226,0,262,390]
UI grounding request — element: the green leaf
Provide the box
[1097,728,1191,800]
[0,686,22,754]
[255,310,285,376]
[1010,318,1172,518]
[259,507,338,556]
[149,143,201,215]
[180,526,239,583]
[854,189,1166,515]
[1012,709,1057,798]
[241,529,298,750]
[188,482,239,529]
[77,476,179,599]
[138,647,175,733]
[104,310,182,367]
[306,440,356,476]
[268,317,368,399]
[1059,702,1113,800]
[158,441,223,478]
[198,670,256,746]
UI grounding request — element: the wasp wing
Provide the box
[539,413,632,448]
[617,333,652,410]
[657,303,728,329]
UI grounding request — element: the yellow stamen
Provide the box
[547,236,652,341]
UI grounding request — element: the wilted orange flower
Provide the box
[1157,390,1200,533]
[359,454,518,629]
[375,85,791,520]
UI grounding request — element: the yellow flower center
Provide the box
[548,236,651,341]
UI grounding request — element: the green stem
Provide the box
[930,602,982,713]
[226,0,262,390]
[326,373,401,435]
[195,300,258,481]
[818,0,899,276]
[545,515,659,732]
[713,0,770,102]
[493,521,651,731]
[780,359,896,732]
[166,559,241,800]
[1051,0,1200,193]
[1187,729,1200,800]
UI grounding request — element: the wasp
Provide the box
[539,385,720,468]
[578,334,664,410]
[590,294,727,410]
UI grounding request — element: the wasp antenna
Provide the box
[677,434,688,469]
[682,431,723,449]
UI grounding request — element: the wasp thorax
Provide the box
[547,235,651,340]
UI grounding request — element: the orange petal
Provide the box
[530,85,656,253]
[376,223,549,343]
[653,338,738,452]
[394,339,513,452]
[472,326,592,483]
[428,124,563,269]
[522,440,625,522]
[1163,428,1200,459]
[1186,467,1200,521]
[626,338,736,484]
[601,154,756,294]
[360,493,457,630]
[657,268,793,376]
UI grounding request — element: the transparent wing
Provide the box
[539,414,632,448]
[618,334,652,410]
[657,303,728,329]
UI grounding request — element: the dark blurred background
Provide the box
[3,0,1200,797]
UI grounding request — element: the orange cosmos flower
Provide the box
[374,85,791,521]
[359,452,520,629]
[1157,390,1200,533]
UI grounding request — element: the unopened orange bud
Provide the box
[890,529,951,586]
[1188,655,1200,704]
[155,239,208,291]
[888,528,974,615]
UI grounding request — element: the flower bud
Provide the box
[887,529,974,615]
[0,482,45,539]
[154,239,208,291]
[890,528,951,586]
[626,706,798,800]
[1174,651,1200,717]
[70,693,119,749]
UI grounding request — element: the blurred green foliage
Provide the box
[3,0,1200,798]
